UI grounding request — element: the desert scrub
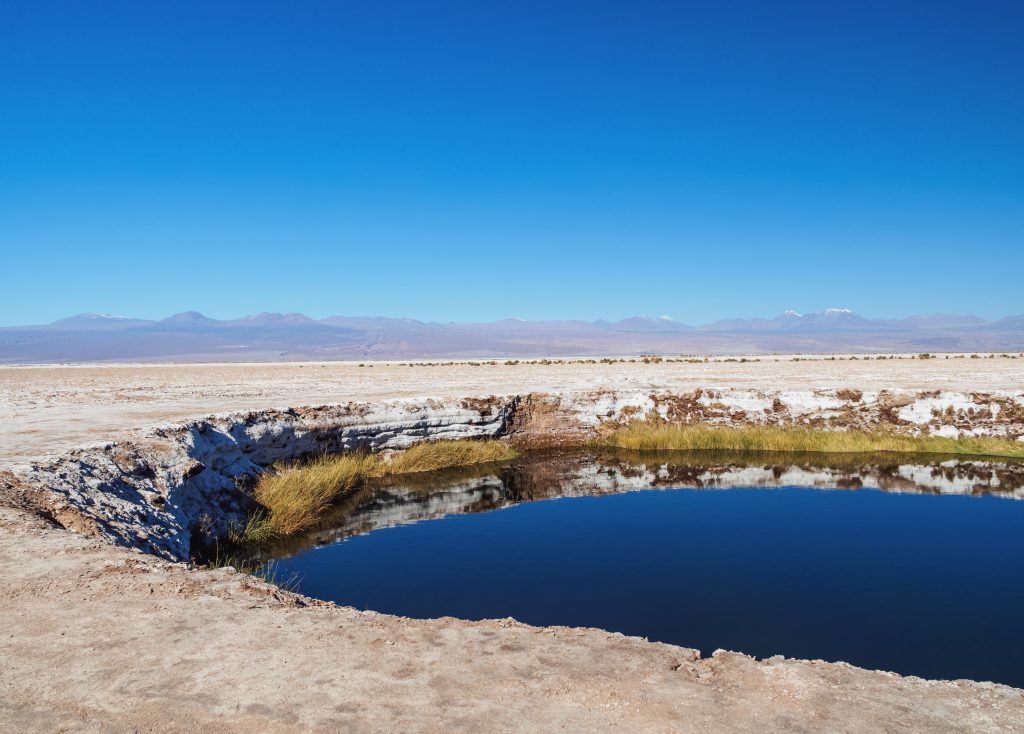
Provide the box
[244,440,518,541]
[598,423,1024,460]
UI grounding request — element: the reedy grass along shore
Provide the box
[598,423,1024,460]
[238,439,519,543]
[230,425,1024,548]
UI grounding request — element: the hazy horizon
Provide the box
[4,305,1022,363]
[5,305,1023,330]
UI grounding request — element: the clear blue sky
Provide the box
[2,0,1022,326]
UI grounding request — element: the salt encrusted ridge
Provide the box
[6,388,1022,561]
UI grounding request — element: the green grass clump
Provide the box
[245,440,518,541]
[598,423,1024,460]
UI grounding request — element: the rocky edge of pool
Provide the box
[2,385,1024,733]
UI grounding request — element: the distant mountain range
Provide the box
[1,309,1023,363]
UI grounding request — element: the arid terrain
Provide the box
[3,504,1022,734]
[2,358,1023,732]
[3,355,1021,464]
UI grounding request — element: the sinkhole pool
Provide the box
[263,450,1024,687]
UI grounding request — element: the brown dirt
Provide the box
[1,506,1021,733]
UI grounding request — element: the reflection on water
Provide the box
[264,449,1024,558]
[263,449,1024,687]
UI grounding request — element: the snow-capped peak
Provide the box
[83,312,132,320]
[782,310,802,317]
[823,308,854,315]
[657,315,674,322]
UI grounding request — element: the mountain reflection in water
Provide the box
[262,449,1024,559]
[262,449,1024,687]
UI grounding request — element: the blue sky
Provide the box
[2,0,1022,326]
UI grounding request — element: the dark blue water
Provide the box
[275,486,1024,687]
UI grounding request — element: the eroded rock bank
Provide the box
[3,385,1024,732]
[4,387,1023,562]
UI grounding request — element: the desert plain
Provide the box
[1,356,1023,732]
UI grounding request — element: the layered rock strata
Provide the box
[3,388,1022,562]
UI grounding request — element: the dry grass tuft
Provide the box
[599,423,1024,460]
[251,453,373,537]
[246,440,518,541]
[385,439,518,474]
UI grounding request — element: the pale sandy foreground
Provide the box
[1,358,1023,732]
[2,507,1021,734]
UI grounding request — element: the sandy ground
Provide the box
[3,358,1024,732]
[2,356,1021,464]
[2,506,1021,733]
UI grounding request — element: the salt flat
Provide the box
[2,355,1021,463]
